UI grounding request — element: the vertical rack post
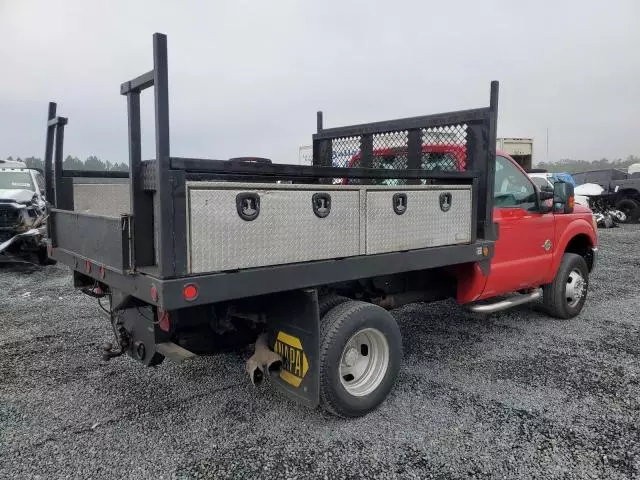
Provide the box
[44,103,57,204]
[152,33,186,277]
[126,89,155,268]
[53,116,69,209]
[484,80,499,241]
[120,32,186,277]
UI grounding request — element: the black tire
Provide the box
[615,198,640,223]
[318,301,402,418]
[318,294,350,317]
[542,253,589,319]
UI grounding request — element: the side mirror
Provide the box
[553,181,575,214]
[537,190,554,214]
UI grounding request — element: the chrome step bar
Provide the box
[467,289,542,314]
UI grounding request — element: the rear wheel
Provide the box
[318,301,402,418]
[542,253,589,319]
[615,198,640,223]
[318,294,350,317]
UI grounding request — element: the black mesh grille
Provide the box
[372,131,409,169]
[330,136,361,168]
[324,122,470,185]
[421,124,467,171]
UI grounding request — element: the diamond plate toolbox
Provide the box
[187,182,361,273]
[73,183,131,217]
[364,185,472,255]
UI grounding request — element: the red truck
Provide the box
[44,33,598,419]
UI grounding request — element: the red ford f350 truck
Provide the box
[44,33,597,418]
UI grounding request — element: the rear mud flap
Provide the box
[265,289,320,408]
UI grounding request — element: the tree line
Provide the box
[1,156,129,172]
[536,155,640,173]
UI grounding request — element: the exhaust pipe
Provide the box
[467,289,542,314]
[246,333,282,386]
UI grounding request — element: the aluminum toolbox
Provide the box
[364,185,472,255]
[187,182,362,273]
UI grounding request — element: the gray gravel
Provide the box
[1,226,639,479]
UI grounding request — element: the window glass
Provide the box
[0,171,34,190]
[494,156,537,210]
[35,173,45,192]
[530,176,550,191]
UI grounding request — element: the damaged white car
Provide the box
[0,164,53,264]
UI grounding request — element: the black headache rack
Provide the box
[45,32,498,310]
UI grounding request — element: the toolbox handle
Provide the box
[312,192,332,218]
[236,192,260,221]
[392,193,407,215]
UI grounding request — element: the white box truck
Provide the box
[496,137,533,171]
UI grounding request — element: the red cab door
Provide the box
[481,155,555,299]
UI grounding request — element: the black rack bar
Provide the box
[61,170,130,178]
[169,157,477,181]
[313,108,489,140]
[120,70,154,94]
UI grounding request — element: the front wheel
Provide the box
[542,253,589,319]
[318,301,402,418]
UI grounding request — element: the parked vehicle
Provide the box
[0,165,52,264]
[572,168,640,222]
[44,34,598,418]
[574,183,626,228]
[496,137,533,171]
[529,172,587,207]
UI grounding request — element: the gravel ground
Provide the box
[1,226,639,480]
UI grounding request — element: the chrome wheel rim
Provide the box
[339,328,389,397]
[566,269,586,308]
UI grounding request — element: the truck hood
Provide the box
[0,189,34,204]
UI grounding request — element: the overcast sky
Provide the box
[1,0,638,165]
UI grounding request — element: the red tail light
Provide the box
[183,283,198,301]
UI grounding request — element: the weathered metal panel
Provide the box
[73,183,131,216]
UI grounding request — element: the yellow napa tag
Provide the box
[273,331,309,387]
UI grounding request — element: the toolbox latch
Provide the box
[392,193,407,215]
[236,193,260,221]
[312,193,332,218]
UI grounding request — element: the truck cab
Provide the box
[455,150,597,319]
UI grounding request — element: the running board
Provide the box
[156,342,197,364]
[467,289,542,314]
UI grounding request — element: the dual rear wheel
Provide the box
[317,299,402,418]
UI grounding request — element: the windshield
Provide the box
[0,172,34,190]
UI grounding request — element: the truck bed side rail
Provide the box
[49,209,131,271]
